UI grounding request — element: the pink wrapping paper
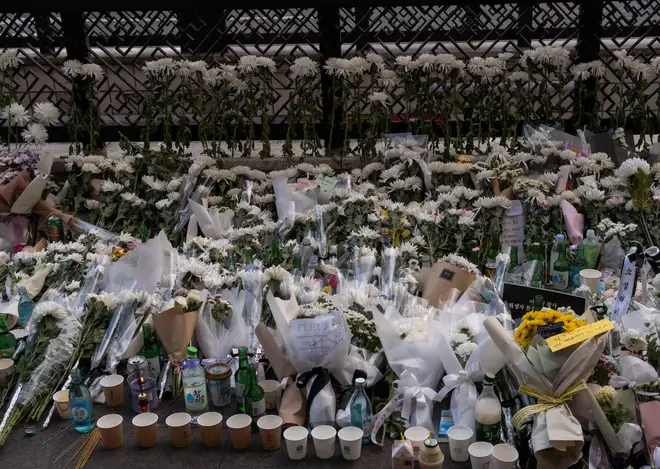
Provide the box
[560,200,584,245]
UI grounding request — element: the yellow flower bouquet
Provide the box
[514,309,588,350]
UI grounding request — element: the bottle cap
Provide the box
[355,377,366,386]
[556,234,565,241]
[483,373,496,386]
[186,346,198,358]
[423,437,438,448]
[586,229,595,238]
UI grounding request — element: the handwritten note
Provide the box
[545,319,614,352]
[290,312,347,364]
[502,200,524,262]
[315,175,339,194]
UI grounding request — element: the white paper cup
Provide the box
[97,414,123,450]
[469,441,493,469]
[283,426,309,460]
[53,390,71,419]
[166,413,192,448]
[338,426,363,461]
[132,412,158,448]
[198,412,223,448]
[404,426,429,460]
[227,414,252,450]
[580,269,602,294]
[311,425,336,459]
[491,443,518,469]
[258,380,279,410]
[447,425,474,462]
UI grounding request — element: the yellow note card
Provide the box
[546,319,614,352]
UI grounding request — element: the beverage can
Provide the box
[127,355,149,379]
[46,215,63,242]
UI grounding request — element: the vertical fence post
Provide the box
[318,6,342,152]
[576,0,603,130]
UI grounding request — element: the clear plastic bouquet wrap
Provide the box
[195,286,248,359]
[0,289,80,446]
[240,266,263,354]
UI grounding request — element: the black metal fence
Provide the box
[1,0,659,144]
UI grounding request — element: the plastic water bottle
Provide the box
[17,287,34,326]
[349,377,373,445]
[70,369,95,433]
[182,346,208,415]
[583,229,601,269]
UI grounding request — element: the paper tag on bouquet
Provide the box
[315,175,339,194]
[290,312,346,364]
[545,319,614,352]
[501,200,524,262]
[612,255,636,321]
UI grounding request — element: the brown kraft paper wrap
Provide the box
[153,304,198,365]
[422,261,476,309]
[255,323,305,428]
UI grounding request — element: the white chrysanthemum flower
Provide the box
[34,301,68,321]
[142,175,167,192]
[438,254,480,274]
[85,199,101,210]
[263,265,292,284]
[398,242,418,257]
[32,102,60,126]
[451,333,470,345]
[456,341,478,358]
[365,53,384,69]
[155,199,173,210]
[389,179,405,191]
[21,122,48,144]
[2,102,29,126]
[583,188,605,201]
[474,196,512,210]
[80,63,104,81]
[290,57,319,78]
[0,251,10,265]
[615,157,651,182]
[120,192,147,207]
[377,69,398,89]
[0,50,21,71]
[62,59,83,77]
[368,92,389,105]
[80,162,101,173]
[101,180,123,192]
[237,55,261,74]
[395,55,415,70]
[403,176,422,192]
[395,317,429,343]
[64,280,81,292]
[379,164,404,182]
[167,192,181,201]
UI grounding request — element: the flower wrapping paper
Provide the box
[484,316,608,469]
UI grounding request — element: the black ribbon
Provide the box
[297,367,332,424]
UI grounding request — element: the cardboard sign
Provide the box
[546,319,614,352]
[502,283,587,319]
[422,261,477,309]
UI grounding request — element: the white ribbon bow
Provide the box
[395,371,435,430]
[434,370,479,429]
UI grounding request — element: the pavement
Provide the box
[1,392,472,469]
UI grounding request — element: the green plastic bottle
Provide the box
[583,229,601,269]
[551,235,570,291]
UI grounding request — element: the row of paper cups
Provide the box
[447,425,518,469]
